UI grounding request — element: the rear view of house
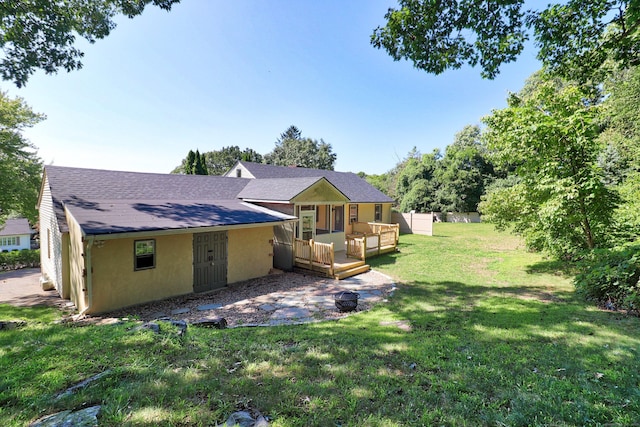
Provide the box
[38,166,296,314]
[38,163,398,314]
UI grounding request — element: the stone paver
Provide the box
[2,268,398,328]
[197,303,222,311]
[270,307,313,320]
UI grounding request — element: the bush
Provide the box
[574,244,640,315]
[0,249,40,271]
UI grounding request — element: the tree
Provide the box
[204,146,262,176]
[184,150,196,174]
[172,146,263,175]
[598,66,640,242]
[193,149,208,175]
[371,1,639,82]
[434,125,494,212]
[264,126,336,170]
[0,0,181,87]
[395,148,441,212]
[479,73,619,257]
[0,91,44,223]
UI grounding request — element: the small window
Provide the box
[134,239,155,270]
[349,204,358,223]
[236,168,242,177]
[47,229,51,259]
[375,204,382,222]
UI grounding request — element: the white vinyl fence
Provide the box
[392,212,434,236]
[392,211,481,235]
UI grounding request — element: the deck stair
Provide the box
[334,263,370,280]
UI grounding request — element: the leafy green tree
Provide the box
[173,146,263,175]
[395,148,441,212]
[371,0,639,82]
[365,172,397,203]
[0,91,43,223]
[480,73,619,257]
[264,126,336,170]
[204,146,262,176]
[599,66,640,242]
[0,0,181,87]
[434,125,494,212]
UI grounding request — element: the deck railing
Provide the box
[346,222,400,260]
[294,238,334,277]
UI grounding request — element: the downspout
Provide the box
[79,236,94,315]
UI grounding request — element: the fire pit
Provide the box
[334,291,360,312]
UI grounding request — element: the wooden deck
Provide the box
[332,251,370,280]
[294,238,370,279]
[293,221,400,279]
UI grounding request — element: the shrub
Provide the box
[0,249,40,271]
[574,244,640,315]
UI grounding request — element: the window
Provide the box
[236,168,242,177]
[0,237,18,246]
[333,205,344,232]
[375,204,382,222]
[134,239,155,270]
[47,229,51,259]
[349,204,358,223]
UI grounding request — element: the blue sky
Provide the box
[6,0,541,175]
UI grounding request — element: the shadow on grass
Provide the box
[525,258,578,278]
[2,279,639,426]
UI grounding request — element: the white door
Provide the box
[300,210,315,241]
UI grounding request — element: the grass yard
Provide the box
[1,223,638,426]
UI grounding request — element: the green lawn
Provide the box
[1,223,638,426]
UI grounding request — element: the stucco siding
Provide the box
[88,233,193,314]
[66,210,88,312]
[355,203,393,223]
[227,226,274,284]
[382,204,392,223]
[314,232,346,251]
[358,204,376,222]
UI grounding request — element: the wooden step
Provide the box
[334,264,370,280]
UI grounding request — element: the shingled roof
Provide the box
[238,177,348,202]
[0,218,32,236]
[43,166,295,236]
[231,161,394,203]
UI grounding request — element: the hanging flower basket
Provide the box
[334,291,360,312]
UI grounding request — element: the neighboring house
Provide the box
[0,218,33,252]
[38,163,397,314]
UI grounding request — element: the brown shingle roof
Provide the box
[44,166,295,236]
[232,162,394,203]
